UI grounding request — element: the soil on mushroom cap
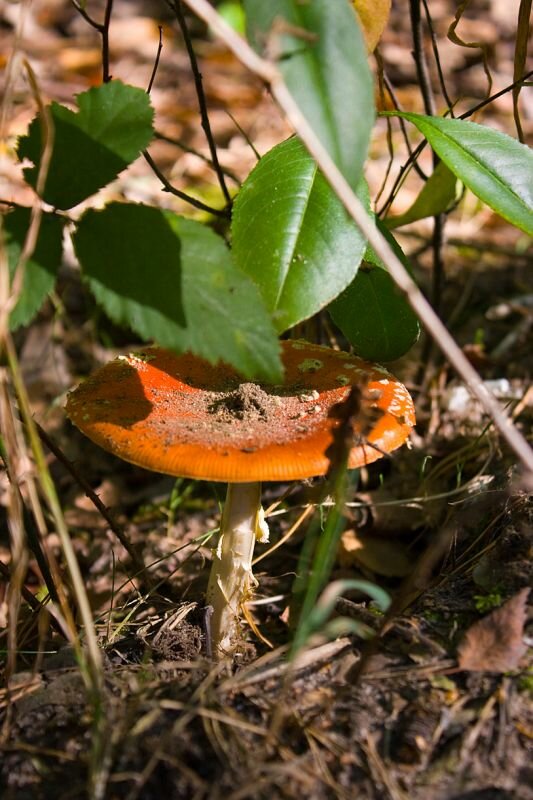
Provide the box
[150,379,341,452]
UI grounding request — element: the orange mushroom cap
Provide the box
[66,340,415,482]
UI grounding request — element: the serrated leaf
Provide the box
[353,0,391,52]
[329,225,420,361]
[244,0,374,188]
[18,81,154,210]
[232,137,368,333]
[2,207,64,330]
[385,112,533,236]
[73,203,281,382]
[387,161,458,229]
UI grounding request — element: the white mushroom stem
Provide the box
[206,481,268,656]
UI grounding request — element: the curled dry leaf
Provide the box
[353,0,392,52]
[339,528,412,577]
[457,588,530,673]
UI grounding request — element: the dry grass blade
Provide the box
[0,376,28,683]
[447,0,493,97]
[362,733,409,800]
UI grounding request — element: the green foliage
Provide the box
[17,81,154,210]
[387,161,458,229]
[385,112,533,236]
[244,0,374,188]
[73,203,282,382]
[3,207,64,330]
[329,224,420,361]
[232,137,368,332]
[11,5,532,389]
[216,1,246,35]
[474,592,503,613]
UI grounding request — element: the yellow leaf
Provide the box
[353,0,391,52]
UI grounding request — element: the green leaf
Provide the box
[3,207,64,330]
[329,225,420,361]
[18,81,154,210]
[216,1,246,35]
[244,0,374,188]
[387,161,458,229]
[73,203,282,382]
[232,137,368,333]
[384,112,533,236]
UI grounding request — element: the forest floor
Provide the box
[0,2,532,799]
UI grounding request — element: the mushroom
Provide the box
[66,340,415,656]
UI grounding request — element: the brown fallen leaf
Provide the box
[339,528,412,577]
[457,588,530,673]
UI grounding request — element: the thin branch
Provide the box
[180,0,533,477]
[381,67,427,181]
[409,0,445,315]
[155,130,241,184]
[170,1,232,205]
[147,26,164,94]
[459,70,533,120]
[70,0,102,31]
[70,0,114,83]
[421,0,455,113]
[409,0,436,118]
[377,138,427,217]
[224,109,261,161]
[143,150,230,217]
[101,0,114,82]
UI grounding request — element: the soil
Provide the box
[1,1,532,799]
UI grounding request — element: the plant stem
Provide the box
[206,482,262,656]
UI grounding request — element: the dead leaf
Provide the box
[457,588,530,673]
[353,0,391,52]
[339,528,412,577]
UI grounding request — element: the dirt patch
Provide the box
[150,380,332,451]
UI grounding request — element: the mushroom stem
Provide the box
[206,481,263,656]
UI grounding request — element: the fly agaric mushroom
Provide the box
[66,340,415,656]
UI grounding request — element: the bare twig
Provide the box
[409,0,445,315]
[155,131,241,184]
[147,26,164,94]
[380,65,427,180]
[101,0,114,82]
[377,139,427,218]
[143,150,229,217]
[409,0,436,118]
[460,70,533,121]
[170,1,232,205]
[70,0,101,31]
[180,0,533,477]
[225,109,261,161]
[71,0,114,83]
[512,0,532,142]
[421,0,455,113]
